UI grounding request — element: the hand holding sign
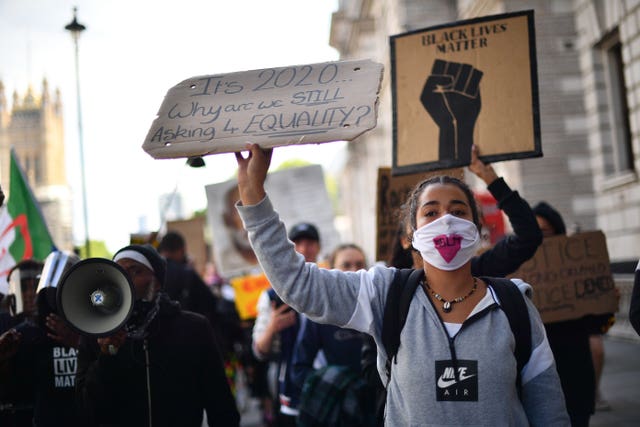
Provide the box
[420,59,483,165]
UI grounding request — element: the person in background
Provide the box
[0,252,82,427]
[235,143,568,426]
[293,243,374,427]
[251,222,321,427]
[76,244,239,427]
[291,244,367,390]
[0,259,45,426]
[157,231,220,327]
[157,231,243,365]
[533,201,597,427]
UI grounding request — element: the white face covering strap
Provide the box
[412,214,481,271]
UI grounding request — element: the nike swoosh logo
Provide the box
[437,373,476,388]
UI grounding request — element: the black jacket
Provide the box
[76,294,240,427]
[471,177,543,277]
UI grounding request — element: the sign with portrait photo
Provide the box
[390,10,541,175]
[205,164,340,278]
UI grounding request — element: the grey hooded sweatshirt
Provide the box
[238,196,569,427]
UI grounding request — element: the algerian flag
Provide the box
[0,148,57,293]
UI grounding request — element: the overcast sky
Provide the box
[0,0,343,252]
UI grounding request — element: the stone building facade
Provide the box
[330,0,640,265]
[0,79,74,252]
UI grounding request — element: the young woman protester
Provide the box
[235,144,569,426]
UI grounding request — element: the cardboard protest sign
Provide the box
[143,59,384,159]
[166,217,208,279]
[205,164,340,278]
[390,10,541,175]
[509,231,619,324]
[376,167,463,264]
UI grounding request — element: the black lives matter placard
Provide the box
[510,231,619,324]
[143,59,383,159]
[390,10,541,175]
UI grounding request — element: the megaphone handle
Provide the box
[144,338,153,427]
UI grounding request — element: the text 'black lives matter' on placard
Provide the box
[390,10,541,175]
[142,59,384,159]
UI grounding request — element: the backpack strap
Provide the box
[382,268,425,382]
[481,276,532,397]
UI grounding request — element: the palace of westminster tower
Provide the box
[0,78,74,251]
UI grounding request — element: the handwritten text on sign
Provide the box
[510,231,618,324]
[143,59,384,159]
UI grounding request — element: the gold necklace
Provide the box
[424,277,478,313]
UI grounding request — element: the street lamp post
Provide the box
[65,7,90,257]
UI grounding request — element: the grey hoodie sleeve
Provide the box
[237,195,395,334]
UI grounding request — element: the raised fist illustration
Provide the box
[420,59,483,164]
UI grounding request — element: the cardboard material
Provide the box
[143,59,384,159]
[166,217,208,279]
[376,167,463,264]
[390,10,541,175]
[509,231,619,324]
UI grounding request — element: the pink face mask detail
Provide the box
[433,234,462,263]
[412,214,481,271]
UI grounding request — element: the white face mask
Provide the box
[412,214,481,271]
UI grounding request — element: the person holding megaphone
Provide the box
[73,244,239,427]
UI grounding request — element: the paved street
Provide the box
[591,336,640,427]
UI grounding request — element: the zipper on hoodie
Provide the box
[426,287,501,382]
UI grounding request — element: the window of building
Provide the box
[598,29,635,177]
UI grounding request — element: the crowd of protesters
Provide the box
[0,143,636,427]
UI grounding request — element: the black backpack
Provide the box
[298,365,376,427]
[381,268,532,394]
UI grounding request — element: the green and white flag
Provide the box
[0,148,56,293]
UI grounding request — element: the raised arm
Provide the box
[469,145,542,277]
[235,143,272,206]
[234,144,395,335]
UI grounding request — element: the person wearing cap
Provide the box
[251,222,321,427]
[75,244,239,427]
[533,202,600,426]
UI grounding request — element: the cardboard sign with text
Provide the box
[509,231,618,324]
[390,10,541,175]
[143,59,384,159]
[376,167,463,263]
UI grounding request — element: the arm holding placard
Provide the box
[469,145,543,277]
